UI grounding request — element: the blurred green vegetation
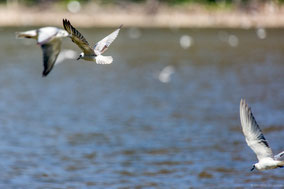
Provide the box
[1,0,284,6]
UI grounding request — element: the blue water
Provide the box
[0,27,283,188]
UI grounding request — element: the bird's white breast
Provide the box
[256,158,279,170]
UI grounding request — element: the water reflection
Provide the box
[157,65,175,83]
[256,27,267,39]
[228,34,239,47]
[179,35,193,49]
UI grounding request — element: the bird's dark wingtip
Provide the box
[63,18,71,30]
[240,98,249,111]
[42,70,49,77]
[119,24,123,29]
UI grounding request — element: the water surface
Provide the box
[0,27,283,188]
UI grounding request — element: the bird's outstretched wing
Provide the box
[63,19,94,55]
[240,99,274,161]
[274,151,284,161]
[41,39,62,77]
[37,27,59,45]
[55,49,77,65]
[94,25,122,55]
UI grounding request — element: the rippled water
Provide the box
[0,27,283,188]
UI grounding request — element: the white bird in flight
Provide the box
[16,27,69,76]
[240,99,284,171]
[63,19,122,64]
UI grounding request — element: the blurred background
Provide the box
[0,0,284,188]
[2,0,284,27]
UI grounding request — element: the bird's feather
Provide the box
[240,99,274,161]
[94,25,122,55]
[55,49,77,65]
[95,55,113,64]
[274,151,284,161]
[63,19,94,55]
[37,27,59,45]
[41,38,62,77]
[16,30,37,39]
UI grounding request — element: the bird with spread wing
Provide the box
[16,27,69,77]
[240,99,284,171]
[63,19,122,64]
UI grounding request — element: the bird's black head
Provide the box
[77,52,84,60]
[250,164,255,171]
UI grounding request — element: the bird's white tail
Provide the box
[16,30,37,39]
[95,55,113,64]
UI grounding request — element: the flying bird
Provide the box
[63,19,122,64]
[16,27,69,77]
[240,99,284,171]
